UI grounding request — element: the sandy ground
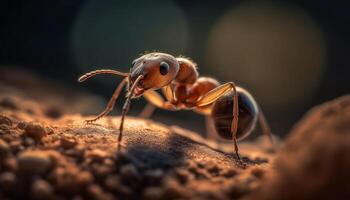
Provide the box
[0,69,349,200]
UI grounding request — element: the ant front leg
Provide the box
[138,104,156,118]
[139,84,176,118]
[141,90,177,111]
[84,77,128,124]
[118,75,143,149]
[141,83,178,113]
[195,82,243,165]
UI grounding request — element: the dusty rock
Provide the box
[31,179,54,199]
[64,144,85,159]
[3,69,349,199]
[9,140,24,153]
[221,168,238,178]
[0,106,276,200]
[0,172,16,192]
[120,164,140,181]
[143,187,164,200]
[85,149,108,162]
[60,135,77,149]
[17,121,27,129]
[104,175,132,197]
[76,171,94,186]
[51,166,91,196]
[17,150,52,175]
[2,157,17,172]
[0,97,17,110]
[86,184,115,200]
[45,106,63,119]
[22,137,35,147]
[0,115,12,126]
[0,124,10,135]
[144,169,164,183]
[0,139,10,157]
[246,95,350,200]
[24,122,47,141]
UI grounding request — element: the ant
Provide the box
[78,52,274,163]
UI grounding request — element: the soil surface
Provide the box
[0,68,349,200]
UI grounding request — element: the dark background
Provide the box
[1,0,349,138]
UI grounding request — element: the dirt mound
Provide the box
[247,95,350,200]
[0,73,273,199]
[1,69,349,200]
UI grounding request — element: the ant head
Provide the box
[129,52,179,96]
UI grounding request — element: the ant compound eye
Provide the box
[159,62,170,75]
[131,60,137,68]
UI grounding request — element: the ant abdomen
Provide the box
[211,87,258,141]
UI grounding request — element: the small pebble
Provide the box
[1,134,13,142]
[91,164,113,179]
[86,149,108,161]
[120,164,140,181]
[105,175,131,196]
[31,179,53,199]
[175,168,192,184]
[60,135,77,149]
[76,171,94,186]
[0,139,10,157]
[2,157,17,171]
[0,97,17,110]
[64,145,85,158]
[250,167,265,179]
[23,137,35,147]
[17,150,52,175]
[87,184,115,200]
[0,124,10,132]
[144,169,164,181]
[9,140,24,153]
[163,177,187,199]
[222,168,237,178]
[17,121,27,129]
[45,107,62,119]
[0,172,16,192]
[0,115,12,126]
[46,150,65,168]
[207,164,221,176]
[72,196,84,200]
[143,187,164,200]
[24,122,47,141]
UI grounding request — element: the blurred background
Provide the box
[1,0,349,138]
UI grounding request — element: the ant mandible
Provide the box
[78,52,274,163]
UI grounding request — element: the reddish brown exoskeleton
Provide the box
[78,52,273,163]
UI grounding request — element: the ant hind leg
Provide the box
[195,82,245,166]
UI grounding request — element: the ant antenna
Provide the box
[78,69,129,82]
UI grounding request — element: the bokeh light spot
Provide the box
[206,1,326,110]
[71,0,188,82]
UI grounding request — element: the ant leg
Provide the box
[162,84,176,102]
[84,77,128,124]
[205,116,218,140]
[138,84,176,118]
[193,106,218,140]
[258,108,275,148]
[142,90,177,111]
[138,103,156,118]
[195,82,243,164]
[118,75,143,147]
